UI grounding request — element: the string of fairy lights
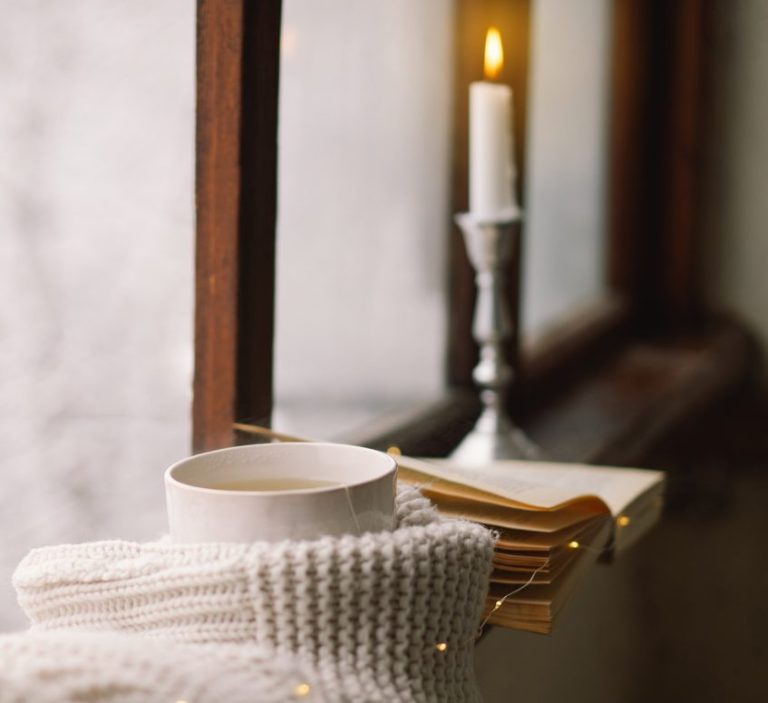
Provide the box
[257,508,631,698]
[217,427,638,699]
[269,541,625,700]
[427,513,631,656]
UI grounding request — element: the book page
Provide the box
[397,461,602,512]
[434,495,600,532]
[495,517,597,550]
[398,455,664,515]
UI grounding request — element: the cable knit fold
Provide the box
[0,631,327,703]
[13,489,495,703]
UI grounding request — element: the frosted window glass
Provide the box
[522,0,612,336]
[0,1,194,628]
[274,0,454,438]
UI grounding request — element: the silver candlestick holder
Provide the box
[450,211,540,464]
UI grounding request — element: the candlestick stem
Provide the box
[451,212,540,464]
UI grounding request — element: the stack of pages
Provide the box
[397,457,664,634]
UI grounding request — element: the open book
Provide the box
[396,456,664,634]
[232,424,664,635]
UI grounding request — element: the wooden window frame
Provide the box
[194,0,281,452]
[194,0,753,464]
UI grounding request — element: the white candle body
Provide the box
[469,81,519,221]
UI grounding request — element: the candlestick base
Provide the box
[451,408,540,465]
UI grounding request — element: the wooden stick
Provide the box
[232,423,309,443]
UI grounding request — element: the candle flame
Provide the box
[484,27,504,80]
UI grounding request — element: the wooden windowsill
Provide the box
[242,318,755,467]
[524,319,755,465]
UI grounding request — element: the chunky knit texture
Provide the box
[0,630,327,703]
[13,489,495,703]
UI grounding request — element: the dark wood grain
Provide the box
[193,0,282,452]
[608,0,707,326]
[518,296,631,415]
[194,0,245,452]
[660,0,704,320]
[607,0,653,308]
[526,320,755,465]
[235,0,282,430]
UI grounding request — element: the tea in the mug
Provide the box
[207,477,340,492]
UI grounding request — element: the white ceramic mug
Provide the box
[164,442,397,543]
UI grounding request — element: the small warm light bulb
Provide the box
[495,599,504,608]
[568,540,580,549]
[435,642,448,652]
[387,446,402,456]
[484,27,504,80]
[294,683,311,697]
[617,515,631,527]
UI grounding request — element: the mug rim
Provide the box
[164,442,397,497]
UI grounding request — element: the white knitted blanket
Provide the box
[0,630,327,703]
[13,489,495,703]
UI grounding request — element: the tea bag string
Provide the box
[340,482,362,536]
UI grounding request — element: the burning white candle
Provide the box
[469,27,519,221]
